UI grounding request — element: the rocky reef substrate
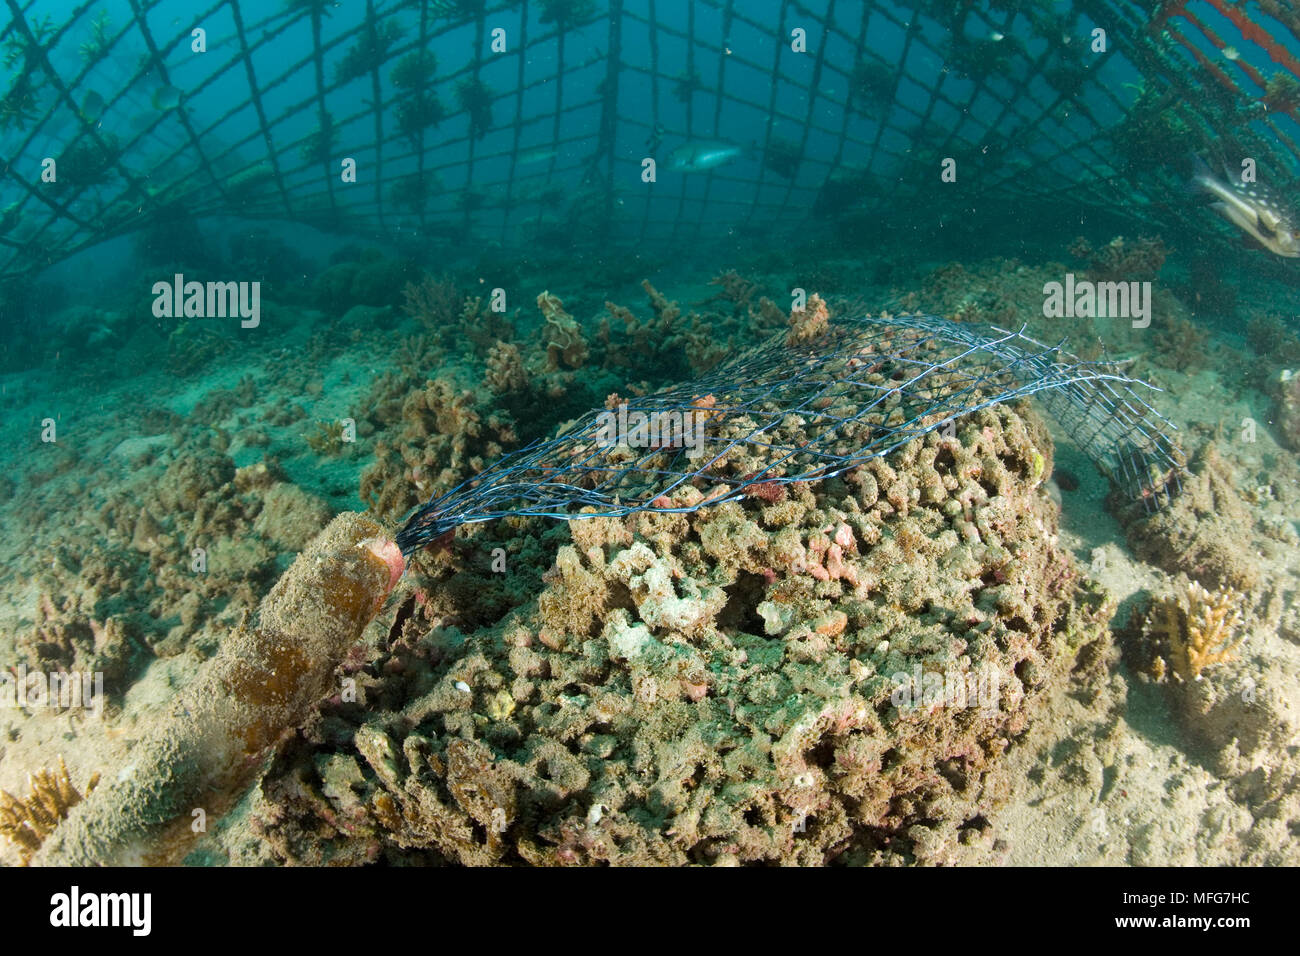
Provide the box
[257,401,1111,865]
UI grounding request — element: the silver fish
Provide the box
[1192,157,1300,258]
[667,140,743,172]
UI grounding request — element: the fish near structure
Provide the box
[516,145,559,166]
[151,84,182,111]
[1190,155,1300,258]
[666,139,744,172]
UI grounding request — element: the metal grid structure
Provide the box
[396,312,1184,554]
[2,1,1299,281]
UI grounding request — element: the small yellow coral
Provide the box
[485,687,516,721]
[0,756,99,864]
[1151,581,1245,682]
[304,419,349,455]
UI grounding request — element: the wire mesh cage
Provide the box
[396,311,1185,554]
[2,0,1299,281]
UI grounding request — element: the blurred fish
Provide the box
[81,90,106,120]
[1191,155,1300,257]
[517,145,559,166]
[667,139,743,172]
[151,84,182,111]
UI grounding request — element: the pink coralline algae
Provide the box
[803,523,859,584]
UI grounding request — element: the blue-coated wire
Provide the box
[397,313,1184,555]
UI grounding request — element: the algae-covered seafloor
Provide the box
[2,233,1299,866]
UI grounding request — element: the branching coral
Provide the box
[0,757,98,864]
[457,295,517,357]
[539,0,599,28]
[1069,235,1168,282]
[672,69,704,103]
[430,0,486,19]
[945,34,1019,81]
[597,279,785,377]
[304,419,350,455]
[53,135,121,188]
[391,50,437,90]
[360,380,517,520]
[1148,580,1245,682]
[300,111,335,163]
[0,73,40,132]
[79,9,114,62]
[1263,72,1300,113]
[335,16,404,83]
[850,59,894,114]
[484,340,530,394]
[1,14,52,70]
[397,93,446,140]
[764,139,802,179]
[705,270,760,313]
[1111,86,1203,175]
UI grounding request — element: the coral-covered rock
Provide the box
[1069,234,1168,281]
[156,445,236,513]
[259,403,1111,866]
[314,251,416,312]
[1117,444,1260,591]
[252,483,333,552]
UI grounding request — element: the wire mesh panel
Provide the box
[396,311,1185,554]
[2,0,1299,280]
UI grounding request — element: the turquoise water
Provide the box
[1,0,1298,867]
